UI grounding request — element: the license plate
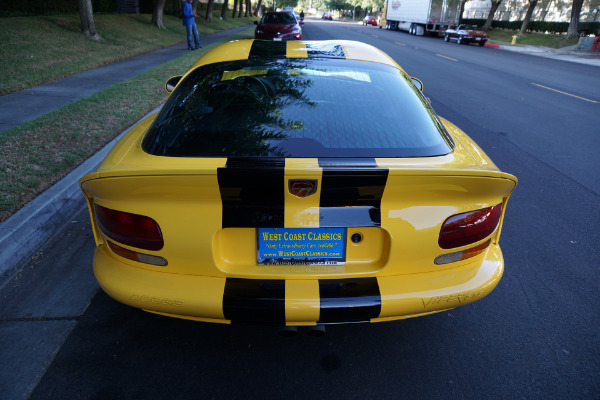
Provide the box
[257,228,347,265]
[273,38,283,41]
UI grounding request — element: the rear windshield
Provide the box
[143,58,453,158]
[261,12,297,24]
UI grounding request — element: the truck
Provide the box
[380,0,461,36]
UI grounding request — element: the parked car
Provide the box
[321,12,333,20]
[363,15,378,26]
[254,11,302,41]
[80,39,517,327]
[444,24,489,46]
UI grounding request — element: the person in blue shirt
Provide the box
[183,0,201,50]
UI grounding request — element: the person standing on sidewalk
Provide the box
[183,0,201,50]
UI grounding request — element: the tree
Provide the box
[206,0,215,21]
[221,0,229,19]
[518,0,537,36]
[254,0,263,16]
[482,0,502,31]
[232,0,238,17]
[458,0,468,24]
[79,0,101,40]
[567,0,584,39]
[151,0,167,29]
[277,0,299,8]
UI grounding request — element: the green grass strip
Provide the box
[0,27,255,222]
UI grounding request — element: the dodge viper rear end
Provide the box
[80,40,517,326]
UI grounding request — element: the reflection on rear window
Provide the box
[142,59,453,158]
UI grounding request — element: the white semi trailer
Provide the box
[380,0,461,36]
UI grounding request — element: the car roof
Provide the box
[188,40,404,73]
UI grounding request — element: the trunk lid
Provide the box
[80,115,517,279]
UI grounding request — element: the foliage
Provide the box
[276,0,300,9]
[461,18,598,35]
[486,29,579,47]
[298,0,383,13]
[1,0,188,16]
[1,0,116,16]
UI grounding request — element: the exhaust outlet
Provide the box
[278,326,298,337]
[307,325,326,336]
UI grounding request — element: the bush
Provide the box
[460,18,598,35]
[1,0,119,15]
[0,0,186,17]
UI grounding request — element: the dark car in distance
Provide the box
[444,24,489,46]
[255,12,302,41]
[322,12,333,20]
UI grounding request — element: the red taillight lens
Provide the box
[94,204,163,251]
[438,204,502,249]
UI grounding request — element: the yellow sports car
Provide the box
[80,40,517,327]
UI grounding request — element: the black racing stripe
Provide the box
[223,278,286,323]
[318,278,381,323]
[305,43,346,59]
[217,158,285,228]
[249,40,287,59]
[318,158,388,227]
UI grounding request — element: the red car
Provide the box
[254,12,302,41]
[444,24,489,46]
[363,16,377,26]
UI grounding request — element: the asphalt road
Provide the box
[2,18,599,400]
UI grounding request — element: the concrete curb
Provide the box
[0,109,158,287]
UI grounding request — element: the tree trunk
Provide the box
[206,0,215,21]
[458,0,467,24]
[518,0,538,36]
[232,0,238,18]
[238,0,243,18]
[221,0,229,19]
[78,0,101,40]
[245,0,250,17]
[151,0,167,29]
[567,0,584,39]
[482,0,502,31]
[254,0,262,16]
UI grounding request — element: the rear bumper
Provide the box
[466,37,487,44]
[93,244,504,325]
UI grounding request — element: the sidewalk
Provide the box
[0,31,599,288]
[0,25,253,133]
[497,43,600,67]
[0,25,253,287]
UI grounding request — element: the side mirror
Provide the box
[411,77,424,92]
[165,75,183,93]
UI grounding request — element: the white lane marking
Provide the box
[531,83,598,104]
[436,54,458,62]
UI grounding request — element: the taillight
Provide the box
[108,241,168,267]
[94,204,164,251]
[435,239,491,265]
[438,205,502,249]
